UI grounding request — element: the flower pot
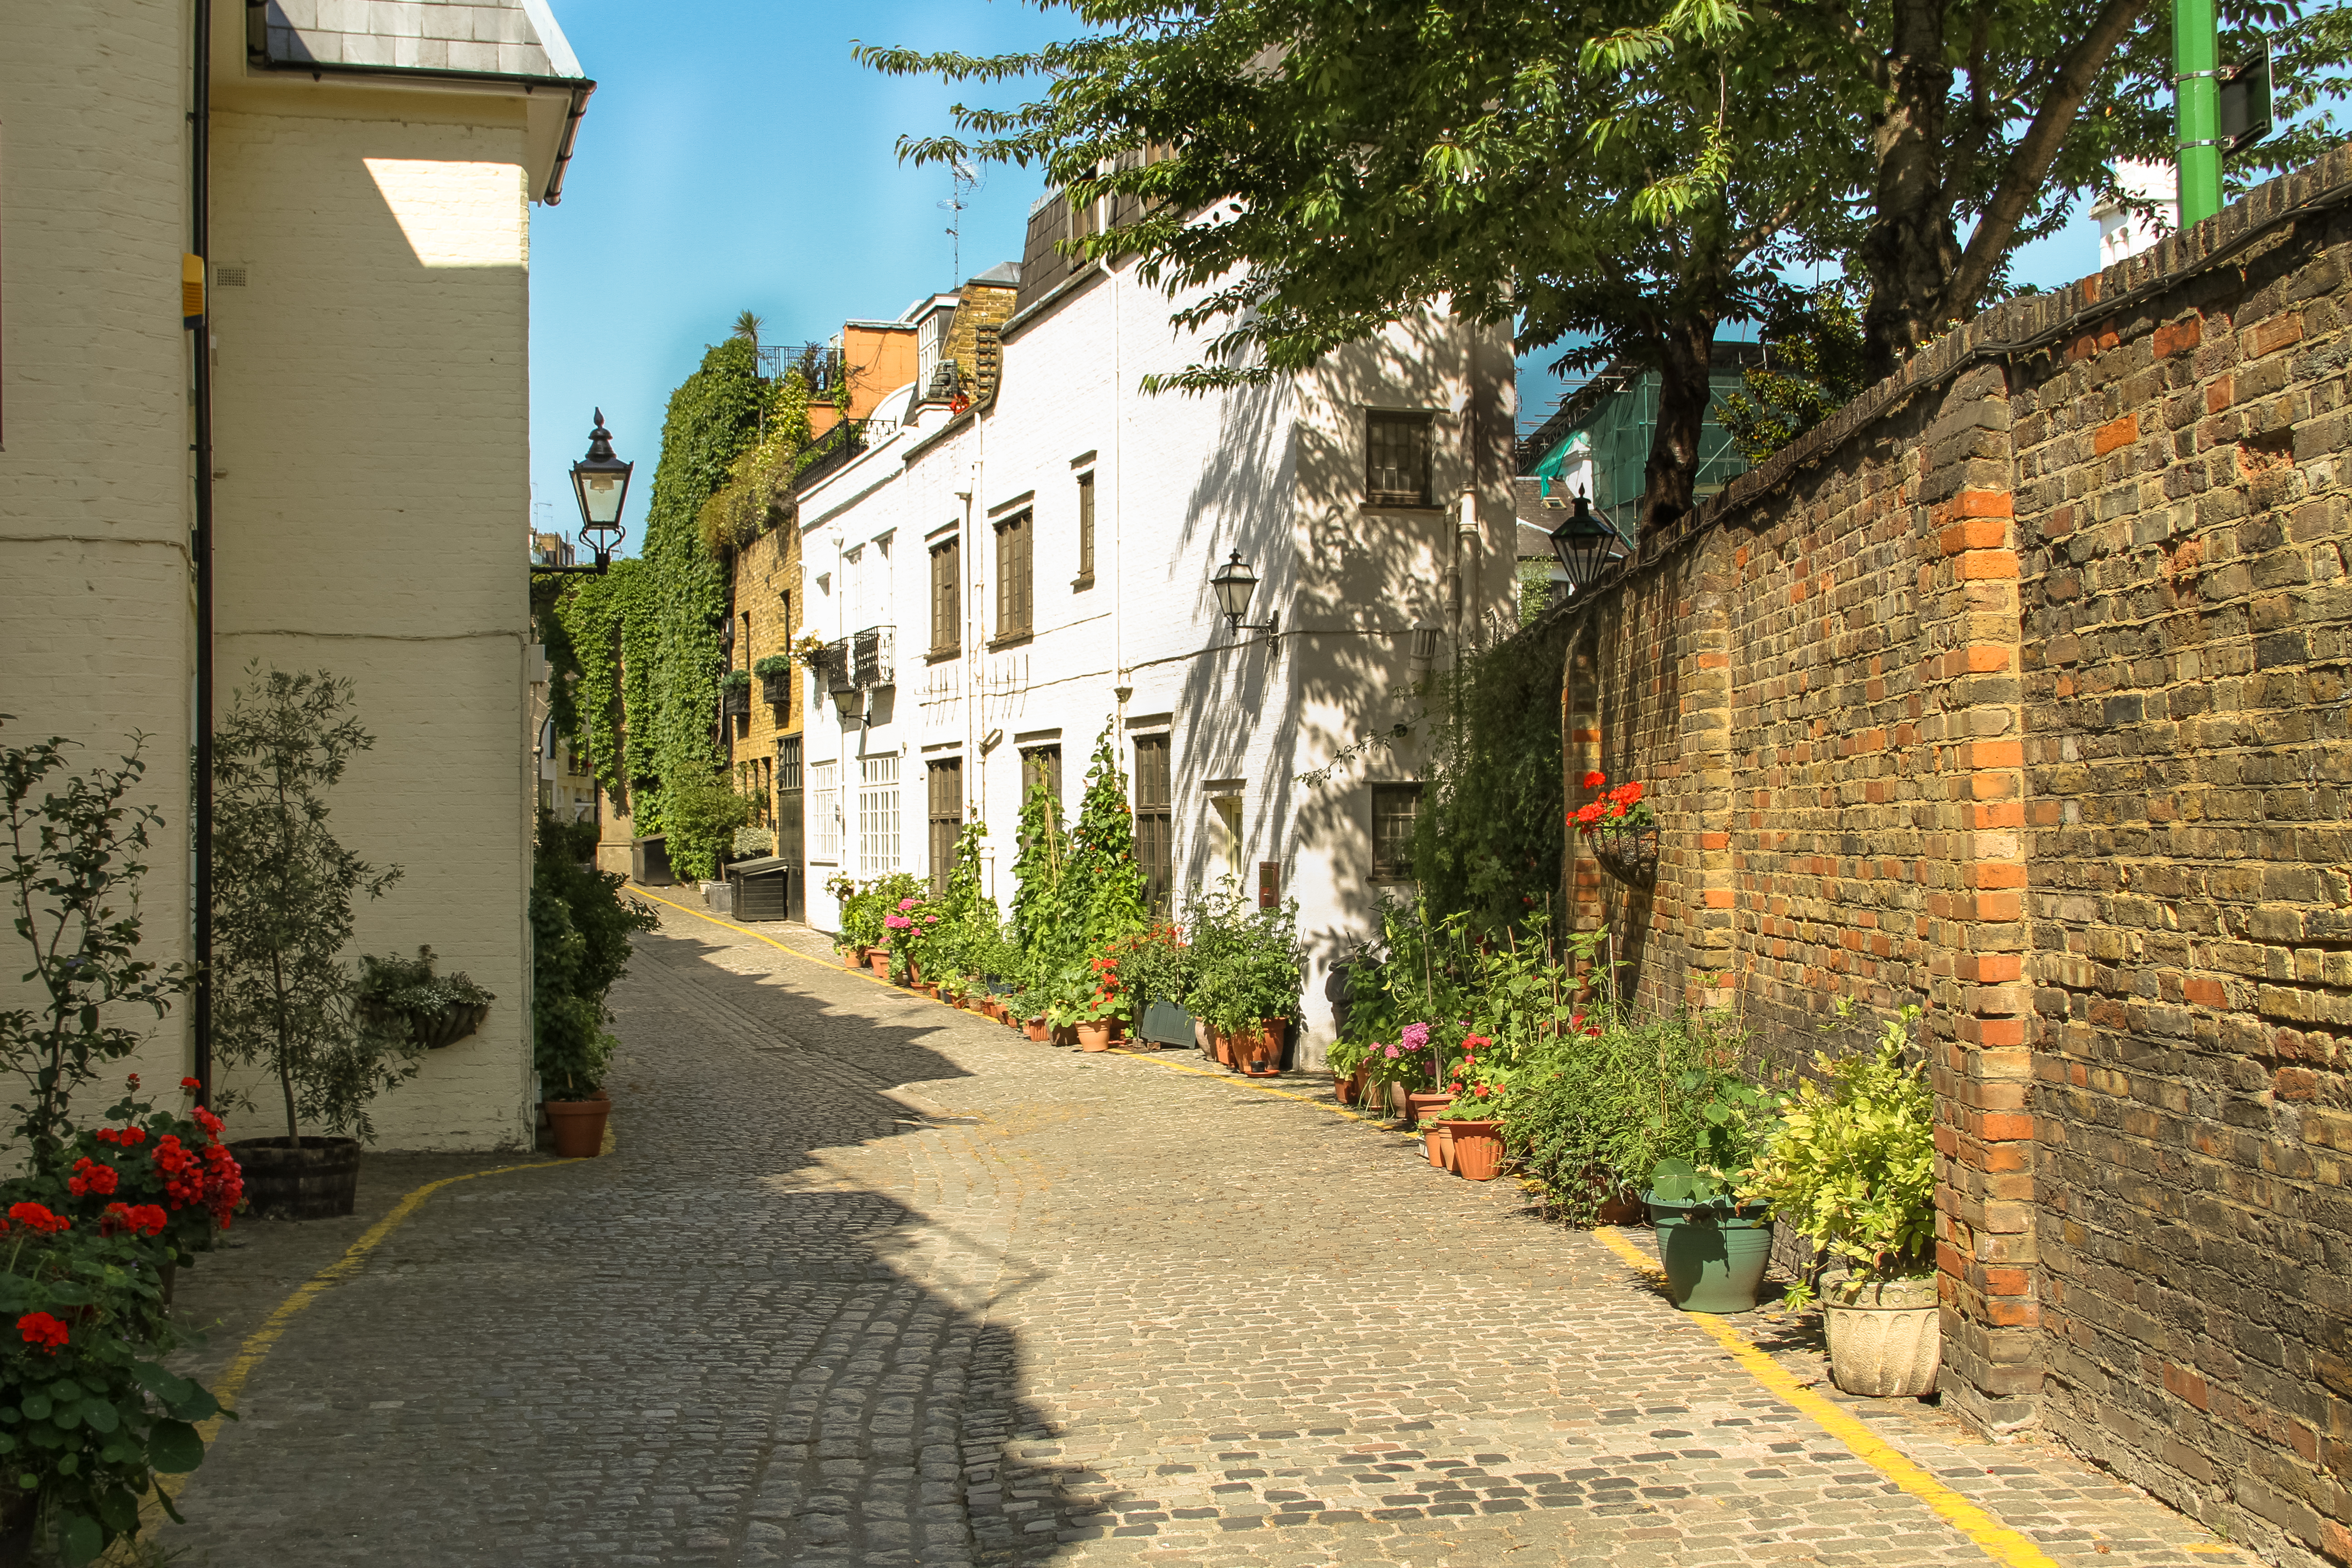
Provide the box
[545,1095,612,1159]
[1405,1091,1451,1128]
[915,982,939,1000]
[1051,1024,1078,1048]
[1437,1121,1457,1172]
[1823,1276,1942,1396]
[1336,1068,1364,1106]
[1643,1194,1774,1313]
[231,1136,361,1220]
[1075,1020,1112,1052]
[1106,1017,1127,1043]
[1447,1120,1505,1181]
[838,947,860,970]
[1211,1030,1234,1066]
[1250,1018,1289,1073]
[1595,1187,1646,1226]
[867,951,890,977]
[1025,1017,1049,1043]
[1422,1123,1448,1168]
[1586,822,1661,886]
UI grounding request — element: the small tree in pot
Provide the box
[211,667,417,1219]
[531,813,655,1157]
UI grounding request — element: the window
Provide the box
[930,536,960,655]
[778,738,804,866]
[994,511,1033,638]
[928,759,964,896]
[1367,411,1434,506]
[1134,735,1171,912]
[1075,473,1096,586]
[809,760,840,863]
[1208,793,1245,884]
[1371,783,1422,880]
[859,755,901,877]
[1021,745,1061,809]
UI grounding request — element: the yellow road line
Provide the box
[632,886,902,988]
[1591,1225,2064,1568]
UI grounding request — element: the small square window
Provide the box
[1371,783,1421,880]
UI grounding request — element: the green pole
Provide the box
[2176,0,2223,225]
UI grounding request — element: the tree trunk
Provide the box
[1639,317,1719,536]
[272,947,299,1147]
[1859,0,1959,382]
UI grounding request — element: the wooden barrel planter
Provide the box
[231,1137,361,1220]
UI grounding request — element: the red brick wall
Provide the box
[1557,145,2352,1568]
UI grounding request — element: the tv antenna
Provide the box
[939,159,983,285]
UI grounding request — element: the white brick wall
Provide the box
[796,263,1517,1062]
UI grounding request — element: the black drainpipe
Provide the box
[189,0,216,1103]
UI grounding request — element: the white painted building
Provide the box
[790,193,1518,1064]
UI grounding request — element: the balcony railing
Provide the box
[789,420,868,495]
[823,638,857,696]
[851,627,895,689]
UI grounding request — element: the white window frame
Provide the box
[860,755,902,877]
[809,761,840,863]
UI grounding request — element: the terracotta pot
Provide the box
[1336,1069,1362,1106]
[1240,1020,1286,1076]
[1422,1123,1448,1168]
[916,981,940,999]
[1211,1030,1234,1066]
[1437,1121,1458,1172]
[1107,1016,1127,1043]
[867,951,890,977]
[544,1096,612,1159]
[1051,1024,1078,1048]
[1447,1119,1505,1181]
[1076,1020,1112,1052]
[231,1136,362,1220]
[1595,1187,1646,1226]
[1405,1091,1452,1128]
[1025,1017,1049,1042]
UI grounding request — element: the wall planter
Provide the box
[545,1090,611,1159]
[759,673,792,705]
[1823,1276,1942,1396]
[1644,1193,1774,1313]
[232,1137,361,1220]
[1446,1120,1506,1180]
[720,682,752,717]
[1587,823,1660,886]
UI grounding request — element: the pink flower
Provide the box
[897,898,919,911]
[1400,1023,1430,1051]
[1383,1044,1401,1058]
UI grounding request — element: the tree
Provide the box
[0,726,191,1171]
[210,667,415,1146]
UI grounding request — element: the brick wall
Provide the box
[1557,145,2352,1566]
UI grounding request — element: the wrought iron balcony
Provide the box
[851,627,895,689]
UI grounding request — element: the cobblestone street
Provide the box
[154,905,2254,1568]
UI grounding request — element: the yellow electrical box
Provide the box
[181,255,204,324]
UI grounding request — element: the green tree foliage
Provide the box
[1410,618,1576,935]
[0,728,191,1171]
[551,334,771,844]
[530,814,656,1101]
[1066,723,1147,941]
[1009,775,1072,970]
[698,369,817,559]
[661,767,756,883]
[210,667,417,1146]
[1716,282,1870,466]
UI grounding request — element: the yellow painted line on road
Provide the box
[633,886,906,989]
[1590,1225,2065,1568]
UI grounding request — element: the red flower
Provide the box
[1572,802,1605,827]
[1610,780,1646,807]
[152,1137,205,1209]
[66,1158,118,1198]
[17,1313,68,1353]
[125,1075,139,1089]
[1448,1080,1463,1093]
[180,1077,202,1091]
[191,1107,225,1140]
[99,1203,167,1239]
[1582,770,1606,790]
[1475,1084,1491,1097]
[7,1203,67,1235]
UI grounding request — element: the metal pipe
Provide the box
[2176,0,2222,225]
[190,0,216,1104]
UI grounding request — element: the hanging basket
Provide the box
[1585,822,1659,886]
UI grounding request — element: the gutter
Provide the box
[190,0,216,1101]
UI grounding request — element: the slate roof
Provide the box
[254,0,584,80]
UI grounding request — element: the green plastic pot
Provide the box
[1643,1193,1774,1313]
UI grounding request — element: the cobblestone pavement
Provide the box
[155,903,2256,1568]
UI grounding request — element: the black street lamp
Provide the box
[538,410,633,575]
[1547,492,1624,594]
[1209,551,1280,638]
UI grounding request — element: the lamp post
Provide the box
[1209,551,1280,638]
[1547,492,1624,595]
[537,410,633,575]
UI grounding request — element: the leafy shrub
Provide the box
[662,767,755,882]
[751,654,793,679]
[531,811,656,1099]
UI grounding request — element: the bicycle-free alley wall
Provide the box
[1555,143,2352,1568]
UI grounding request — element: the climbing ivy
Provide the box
[1009,778,1070,968]
[549,333,770,846]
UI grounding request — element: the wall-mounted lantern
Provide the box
[1209,551,1280,638]
[537,410,633,575]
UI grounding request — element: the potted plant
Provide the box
[753,652,794,705]
[357,946,495,1050]
[1571,772,1659,886]
[1643,1066,1783,1313]
[1743,1005,1940,1396]
[210,668,421,1219]
[720,668,753,716]
[530,812,656,1161]
[28,1076,246,1278]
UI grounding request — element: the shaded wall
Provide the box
[1557,146,2352,1568]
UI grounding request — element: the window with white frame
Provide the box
[809,761,840,863]
[860,755,902,876]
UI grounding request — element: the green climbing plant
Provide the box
[1066,721,1146,943]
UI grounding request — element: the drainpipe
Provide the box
[189,0,216,1105]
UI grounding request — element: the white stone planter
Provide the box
[1823,1275,1941,1396]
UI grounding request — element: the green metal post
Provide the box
[2176,0,2223,225]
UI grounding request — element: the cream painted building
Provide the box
[0,0,593,1150]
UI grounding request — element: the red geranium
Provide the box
[8,1203,68,1235]
[1582,770,1606,789]
[66,1158,118,1198]
[17,1313,68,1353]
[100,1203,168,1239]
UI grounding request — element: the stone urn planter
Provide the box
[1446,1119,1506,1181]
[232,1137,361,1220]
[1824,1275,1942,1396]
[1644,1193,1774,1313]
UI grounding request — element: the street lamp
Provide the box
[1209,551,1280,638]
[1547,492,1624,594]
[540,410,633,574]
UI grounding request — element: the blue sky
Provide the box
[527,0,2108,551]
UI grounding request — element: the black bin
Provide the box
[631,835,673,887]
[726,855,793,921]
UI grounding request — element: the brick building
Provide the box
[1553,146,2352,1568]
